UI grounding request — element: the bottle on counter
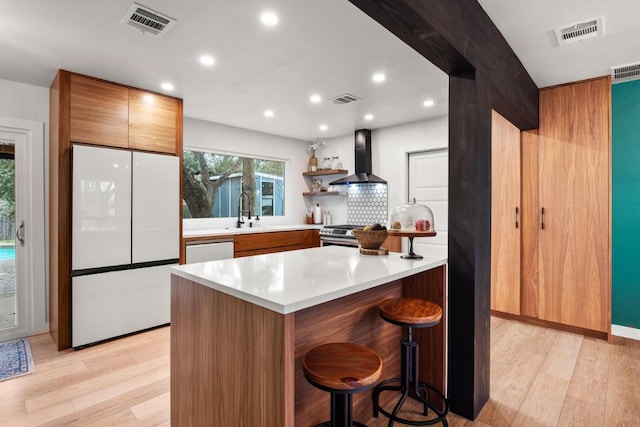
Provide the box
[314,203,322,224]
[323,210,331,225]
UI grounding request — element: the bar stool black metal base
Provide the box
[372,330,449,426]
[314,390,369,427]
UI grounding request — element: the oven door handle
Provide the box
[321,237,359,247]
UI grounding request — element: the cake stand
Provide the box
[388,230,437,259]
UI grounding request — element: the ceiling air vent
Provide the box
[330,93,361,105]
[121,3,177,37]
[611,62,640,84]
[554,17,603,46]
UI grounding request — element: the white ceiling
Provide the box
[0,1,638,141]
[478,0,640,88]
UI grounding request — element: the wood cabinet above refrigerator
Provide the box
[67,71,181,155]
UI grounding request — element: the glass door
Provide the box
[0,132,27,341]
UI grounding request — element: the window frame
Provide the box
[182,147,292,230]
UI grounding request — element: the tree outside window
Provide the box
[182,150,285,219]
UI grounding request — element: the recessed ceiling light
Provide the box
[260,12,278,27]
[161,82,174,91]
[199,55,215,66]
[372,73,386,83]
[364,114,374,121]
[264,110,274,117]
[423,99,435,107]
[310,94,322,104]
[319,124,328,131]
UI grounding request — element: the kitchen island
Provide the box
[170,246,447,426]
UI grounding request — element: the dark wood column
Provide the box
[347,0,540,420]
[448,72,492,419]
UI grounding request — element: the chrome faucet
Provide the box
[237,191,252,228]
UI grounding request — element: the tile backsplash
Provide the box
[347,184,388,225]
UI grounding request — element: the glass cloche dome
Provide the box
[389,198,434,232]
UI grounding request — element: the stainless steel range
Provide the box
[319,224,364,247]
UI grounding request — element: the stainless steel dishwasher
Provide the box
[185,238,234,263]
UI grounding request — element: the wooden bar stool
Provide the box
[372,298,449,426]
[303,342,383,427]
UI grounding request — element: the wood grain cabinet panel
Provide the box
[520,130,540,318]
[494,77,610,339]
[69,75,129,147]
[491,110,521,315]
[234,230,320,258]
[537,77,611,334]
[128,89,178,154]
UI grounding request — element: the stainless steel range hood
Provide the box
[329,129,387,185]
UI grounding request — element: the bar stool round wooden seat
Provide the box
[372,298,449,426]
[303,342,383,427]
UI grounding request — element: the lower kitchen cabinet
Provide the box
[72,265,174,348]
[234,230,320,257]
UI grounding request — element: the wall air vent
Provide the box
[330,93,361,105]
[611,62,640,84]
[121,3,177,37]
[554,17,603,46]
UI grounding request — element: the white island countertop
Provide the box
[171,246,447,314]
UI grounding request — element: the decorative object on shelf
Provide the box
[307,138,326,172]
[311,178,323,193]
[322,157,332,170]
[330,156,342,170]
[388,198,437,259]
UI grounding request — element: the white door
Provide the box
[408,150,448,258]
[132,152,179,263]
[72,145,132,270]
[0,132,28,340]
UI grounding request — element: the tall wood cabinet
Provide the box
[49,70,183,350]
[529,77,611,335]
[491,111,521,315]
[493,76,611,338]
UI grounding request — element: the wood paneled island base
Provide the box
[170,247,446,426]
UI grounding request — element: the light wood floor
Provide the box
[1,317,638,426]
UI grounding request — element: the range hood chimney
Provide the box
[329,129,387,185]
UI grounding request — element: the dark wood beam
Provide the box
[348,0,538,129]
[348,0,540,420]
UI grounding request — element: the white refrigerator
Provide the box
[71,145,179,347]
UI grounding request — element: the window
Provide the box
[182,150,285,219]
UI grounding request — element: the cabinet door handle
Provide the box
[541,207,545,230]
[515,207,519,229]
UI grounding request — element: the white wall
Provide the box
[0,79,49,124]
[321,116,448,226]
[0,78,49,335]
[373,116,449,213]
[183,117,312,229]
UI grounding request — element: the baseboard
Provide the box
[611,324,640,341]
